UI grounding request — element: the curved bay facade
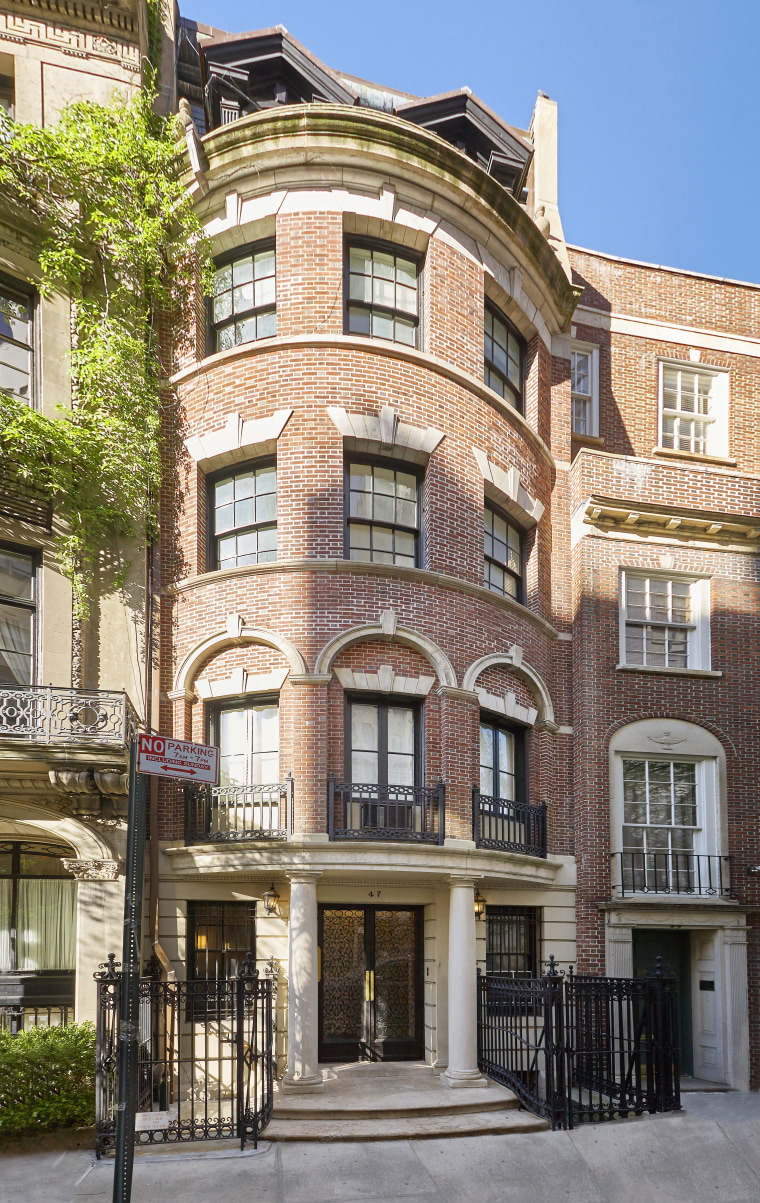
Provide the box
[160,101,577,1084]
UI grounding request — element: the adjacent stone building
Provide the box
[1,8,758,1093]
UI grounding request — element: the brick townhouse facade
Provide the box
[0,6,758,1094]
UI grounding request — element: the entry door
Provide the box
[691,930,724,1083]
[632,929,693,1076]
[318,905,423,1062]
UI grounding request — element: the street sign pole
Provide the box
[113,738,146,1203]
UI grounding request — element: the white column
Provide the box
[281,871,323,1093]
[72,871,123,1023]
[442,875,488,1089]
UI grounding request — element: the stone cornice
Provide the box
[170,334,555,471]
[581,494,760,549]
[183,106,580,333]
[165,557,560,640]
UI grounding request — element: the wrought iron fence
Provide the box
[185,780,293,844]
[611,852,732,898]
[477,958,680,1129]
[473,788,547,857]
[0,1004,74,1033]
[328,780,444,843]
[0,686,139,747]
[94,955,274,1156]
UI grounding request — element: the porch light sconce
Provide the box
[262,883,280,916]
[474,889,486,920]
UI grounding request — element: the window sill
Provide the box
[616,663,723,679]
[651,447,736,469]
[571,433,604,448]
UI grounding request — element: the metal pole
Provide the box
[113,739,146,1203]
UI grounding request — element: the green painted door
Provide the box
[632,929,693,1076]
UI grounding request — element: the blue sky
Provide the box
[181,0,760,283]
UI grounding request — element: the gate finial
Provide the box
[238,951,259,979]
[94,952,121,979]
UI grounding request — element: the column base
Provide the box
[441,1069,489,1089]
[279,1072,325,1094]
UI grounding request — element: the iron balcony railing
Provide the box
[0,686,139,748]
[328,780,445,844]
[185,779,293,844]
[1,1004,74,1034]
[473,788,547,858]
[612,851,733,898]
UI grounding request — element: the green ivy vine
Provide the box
[0,83,211,616]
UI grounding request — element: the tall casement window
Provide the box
[210,242,276,351]
[658,361,727,458]
[0,546,36,686]
[211,699,280,788]
[345,242,420,347]
[484,304,523,410]
[0,842,76,975]
[483,505,522,599]
[348,698,419,788]
[620,571,710,670]
[479,717,525,803]
[0,282,32,405]
[210,462,276,571]
[622,758,702,892]
[346,461,420,567]
[571,344,599,437]
[485,906,539,977]
[188,901,256,982]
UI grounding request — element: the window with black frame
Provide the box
[346,461,420,567]
[484,304,523,410]
[486,906,539,978]
[210,462,276,570]
[346,242,419,347]
[343,697,421,835]
[0,842,76,980]
[480,717,525,805]
[483,505,522,600]
[210,243,276,351]
[0,546,36,686]
[0,282,32,405]
[188,901,256,982]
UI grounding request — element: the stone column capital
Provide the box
[62,858,121,881]
[446,874,483,889]
[287,870,323,884]
[287,674,333,686]
[436,686,479,703]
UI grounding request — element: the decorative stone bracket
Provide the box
[48,769,129,823]
[61,858,121,881]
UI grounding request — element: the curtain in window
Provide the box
[17,878,76,970]
[0,879,11,970]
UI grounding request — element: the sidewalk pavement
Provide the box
[3,1093,760,1203]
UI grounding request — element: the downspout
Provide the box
[146,539,176,982]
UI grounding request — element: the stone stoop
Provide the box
[265,1063,550,1142]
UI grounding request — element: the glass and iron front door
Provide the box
[318,905,423,1062]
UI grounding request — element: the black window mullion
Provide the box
[378,705,389,789]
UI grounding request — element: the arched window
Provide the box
[609,719,728,898]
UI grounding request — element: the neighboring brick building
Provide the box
[1,7,757,1098]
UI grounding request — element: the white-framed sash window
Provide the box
[619,570,710,670]
[571,343,599,437]
[658,360,728,458]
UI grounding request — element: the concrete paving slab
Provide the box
[0,1148,96,1203]
[712,1120,760,1178]
[279,1140,440,1203]
[567,1113,760,1203]
[412,1129,608,1203]
[683,1092,760,1122]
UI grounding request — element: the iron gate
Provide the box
[94,954,274,1156]
[477,958,680,1129]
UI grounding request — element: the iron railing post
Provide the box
[286,775,293,835]
[328,778,335,841]
[236,969,246,1151]
[438,782,445,845]
[472,785,480,846]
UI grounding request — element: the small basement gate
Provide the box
[477,958,681,1129]
[94,955,273,1155]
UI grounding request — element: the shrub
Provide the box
[0,1022,96,1135]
